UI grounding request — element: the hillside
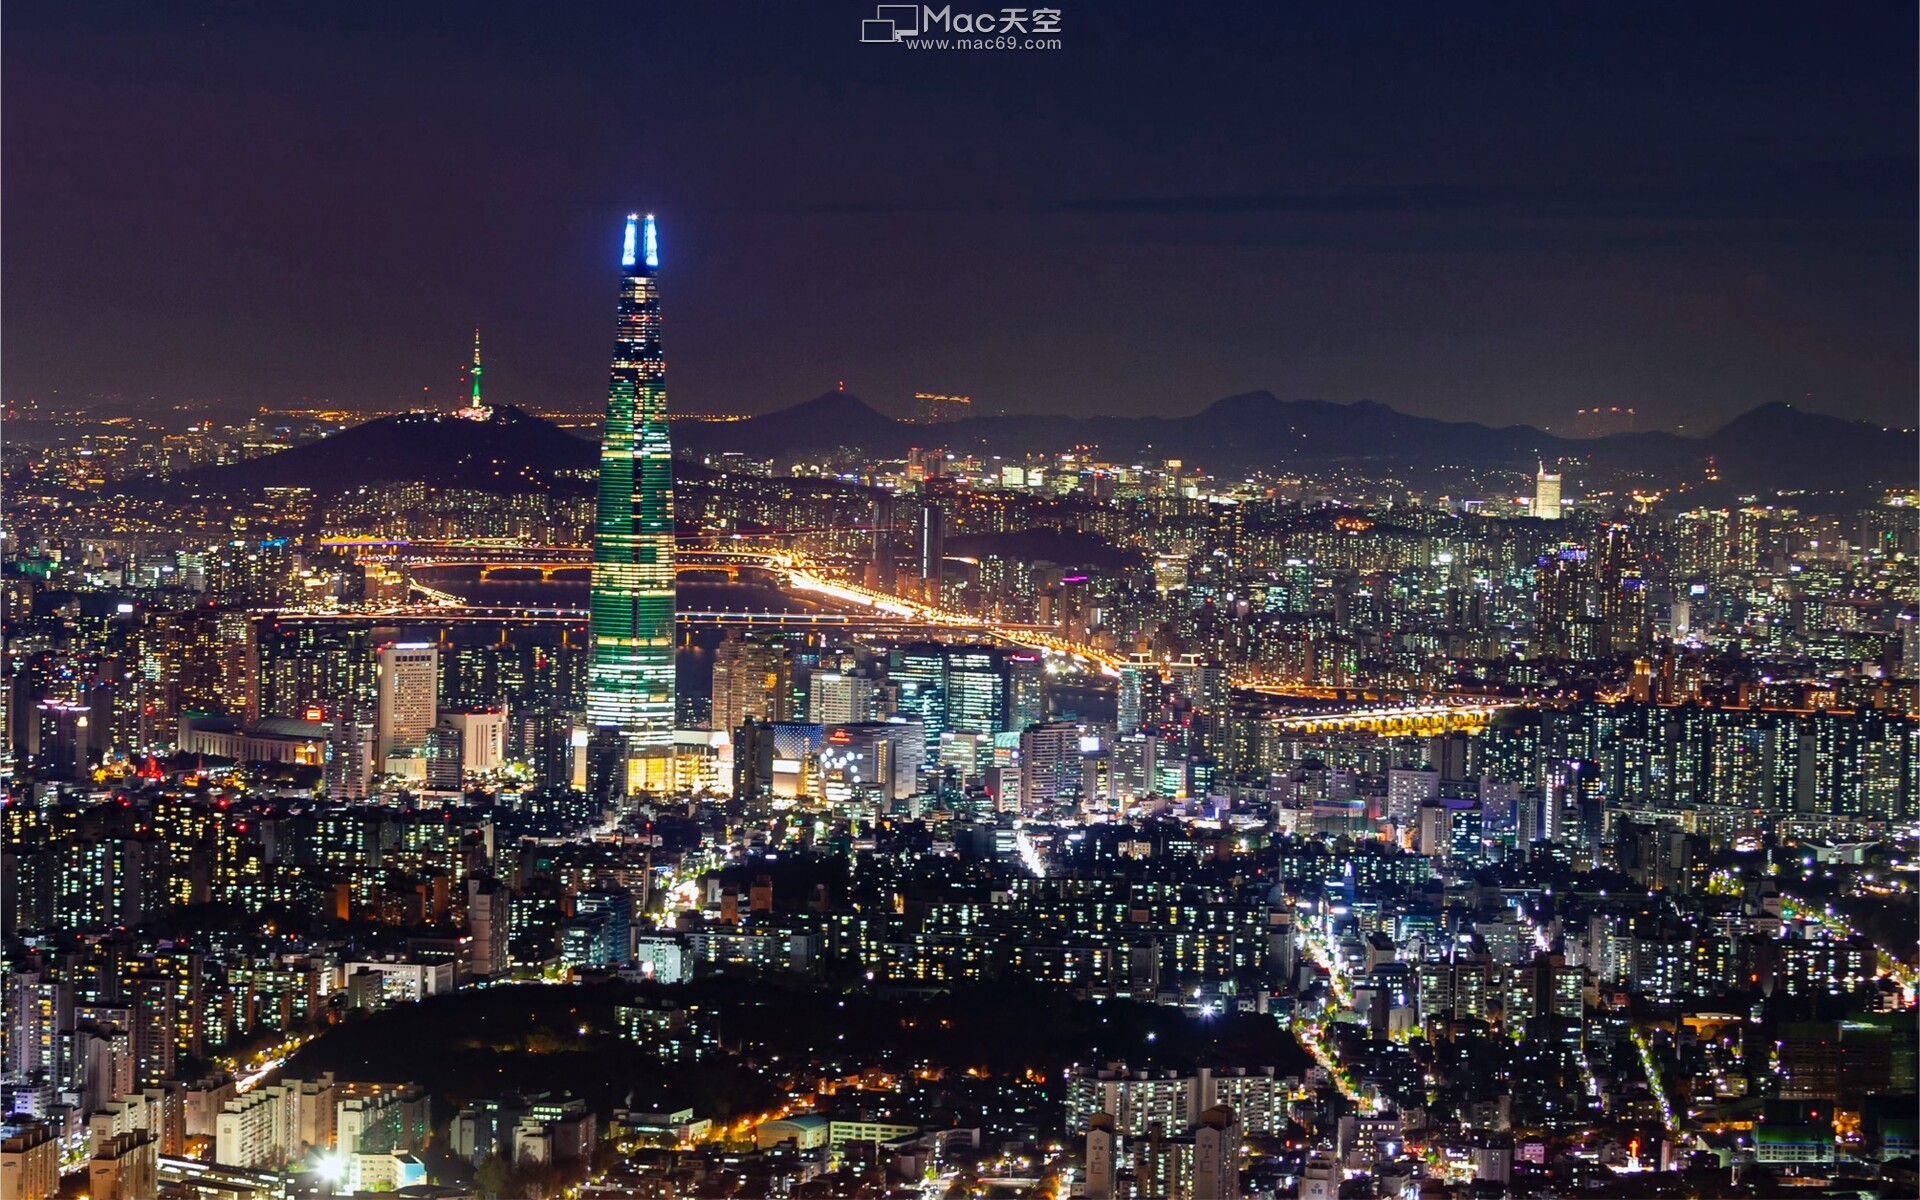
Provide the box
[163,406,597,497]
[673,391,1912,496]
[142,392,1913,503]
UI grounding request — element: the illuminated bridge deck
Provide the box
[257,604,1058,632]
[1254,701,1521,736]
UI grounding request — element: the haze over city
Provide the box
[4,0,1914,429]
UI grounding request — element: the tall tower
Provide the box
[918,501,944,605]
[868,493,896,590]
[457,329,491,421]
[586,214,678,790]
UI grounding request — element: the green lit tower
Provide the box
[458,328,491,420]
[586,213,676,790]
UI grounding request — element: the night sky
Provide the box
[5,1,1913,431]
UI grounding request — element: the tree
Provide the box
[474,1152,513,1199]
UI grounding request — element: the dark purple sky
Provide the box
[5,1,1913,430]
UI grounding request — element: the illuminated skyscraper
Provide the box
[943,646,1007,736]
[1533,460,1563,520]
[375,643,438,764]
[585,214,677,788]
[918,501,944,605]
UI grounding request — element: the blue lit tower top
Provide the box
[620,212,660,272]
[586,212,677,781]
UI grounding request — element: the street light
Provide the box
[317,1152,347,1198]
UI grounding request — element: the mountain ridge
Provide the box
[135,392,1912,503]
[671,390,1910,496]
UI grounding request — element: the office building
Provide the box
[809,671,878,726]
[375,644,438,764]
[1533,461,1563,520]
[1007,652,1046,730]
[438,708,507,773]
[944,646,1007,736]
[819,721,923,802]
[586,212,678,791]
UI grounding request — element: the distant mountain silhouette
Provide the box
[743,391,894,445]
[150,392,1911,504]
[162,406,597,497]
[1688,401,1908,490]
[945,528,1143,572]
[674,391,1912,497]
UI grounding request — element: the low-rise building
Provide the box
[756,1114,831,1151]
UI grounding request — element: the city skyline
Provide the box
[2,6,1915,1200]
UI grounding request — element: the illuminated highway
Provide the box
[223,1032,315,1094]
[346,536,1131,670]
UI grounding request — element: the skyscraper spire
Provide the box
[619,212,660,274]
[457,327,491,421]
[586,212,677,794]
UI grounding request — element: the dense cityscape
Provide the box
[3,2,1920,1198]
[4,197,1916,1200]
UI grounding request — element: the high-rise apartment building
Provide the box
[869,494,897,590]
[1020,722,1086,813]
[914,392,971,423]
[466,875,511,979]
[711,633,792,735]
